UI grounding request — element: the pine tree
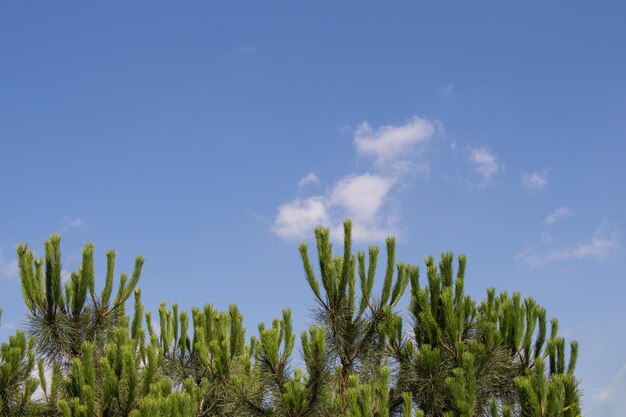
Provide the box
[15,237,186,417]
[2,225,583,417]
[298,221,411,405]
[301,221,582,417]
[17,236,143,364]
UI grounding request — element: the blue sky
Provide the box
[1,2,625,415]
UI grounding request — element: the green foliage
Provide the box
[0,224,583,416]
[0,310,39,417]
[17,236,143,363]
[298,221,411,400]
[513,357,581,417]
[346,368,391,417]
[129,379,198,417]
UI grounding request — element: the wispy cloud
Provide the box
[592,388,612,403]
[238,45,258,55]
[273,115,438,242]
[468,146,501,184]
[516,222,620,266]
[522,171,549,191]
[0,251,18,280]
[590,363,626,415]
[298,172,320,188]
[545,206,573,225]
[0,321,16,330]
[244,208,270,223]
[59,216,86,231]
[354,116,437,172]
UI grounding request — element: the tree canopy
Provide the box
[0,221,582,417]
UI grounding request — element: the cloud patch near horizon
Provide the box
[273,116,438,242]
[516,221,620,266]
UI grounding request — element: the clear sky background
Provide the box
[1,2,625,415]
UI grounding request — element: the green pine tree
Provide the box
[1,224,583,417]
[17,236,143,364]
[298,221,410,406]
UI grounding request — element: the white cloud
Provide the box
[329,174,397,242]
[298,172,320,188]
[522,171,549,191]
[329,174,394,222]
[273,174,397,243]
[273,115,439,243]
[545,206,573,225]
[468,146,501,183]
[0,251,18,280]
[516,222,620,266]
[354,116,436,168]
[59,216,86,231]
[272,197,330,240]
[333,219,397,243]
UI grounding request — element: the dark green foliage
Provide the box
[0,223,582,416]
